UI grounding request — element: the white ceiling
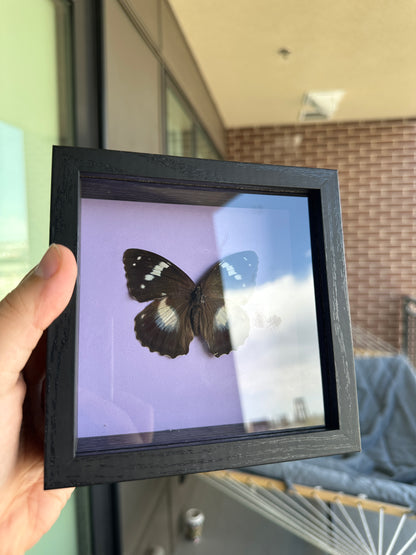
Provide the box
[168,0,416,128]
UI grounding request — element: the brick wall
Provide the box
[227,120,416,348]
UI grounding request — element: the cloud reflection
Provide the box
[225,271,325,429]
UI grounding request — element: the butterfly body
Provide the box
[123,249,258,358]
[189,285,205,335]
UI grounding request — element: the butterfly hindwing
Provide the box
[134,297,194,358]
[191,296,250,357]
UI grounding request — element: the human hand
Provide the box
[0,244,77,554]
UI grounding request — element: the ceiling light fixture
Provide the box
[299,90,345,121]
[277,47,291,60]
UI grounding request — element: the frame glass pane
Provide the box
[77,184,325,451]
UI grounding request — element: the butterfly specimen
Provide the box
[123,249,258,358]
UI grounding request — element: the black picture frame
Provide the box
[45,145,359,489]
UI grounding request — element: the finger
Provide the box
[0,244,77,395]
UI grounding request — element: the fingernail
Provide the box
[35,244,61,279]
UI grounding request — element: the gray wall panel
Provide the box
[104,0,225,156]
[104,0,162,153]
[160,2,225,155]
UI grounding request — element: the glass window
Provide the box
[0,2,78,551]
[0,0,73,298]
[166,86,194,157]
[166,83,220,160]
[196,125,221,160]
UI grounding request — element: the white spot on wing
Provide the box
[136,256,142,260]
[214,306,228,330]
[151,261,170,277]
[156,298,179,331]
[220,261,237,277]
[132,262,136,266]
[140,284,145,289]
[145,274,154,281]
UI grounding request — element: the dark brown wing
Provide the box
[195,251,258,357]
[123,249,194,301]
[123,249,196,357]
[192,296,250,357]
[134,297,194,358]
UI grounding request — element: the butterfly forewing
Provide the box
[123,249,195,302]
[218,250,259,293]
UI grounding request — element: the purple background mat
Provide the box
[77,192,324,441]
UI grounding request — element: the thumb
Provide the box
[0,244,77,395]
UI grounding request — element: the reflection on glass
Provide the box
[215,193,325,433]
[0,121,29,299]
